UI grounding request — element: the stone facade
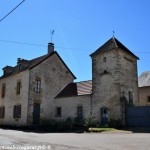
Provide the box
[27,53,74,125]
[90,38,139,125]
[0,48,75,126]
[0,37,139,126]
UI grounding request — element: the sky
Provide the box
[0,0,150,82]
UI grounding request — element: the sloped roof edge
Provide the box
[90,37,139,60]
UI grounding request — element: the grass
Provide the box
[88,127,119,132]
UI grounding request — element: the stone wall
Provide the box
[27,53,74,125]
[91,48,138,125]
[0,71,29,126]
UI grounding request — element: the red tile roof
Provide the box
[55,80,92,98]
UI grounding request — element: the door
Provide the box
[33,103,40,125]
[101,107,108,125]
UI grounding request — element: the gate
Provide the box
[126,106,150,127]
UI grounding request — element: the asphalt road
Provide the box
[0,129,150,150]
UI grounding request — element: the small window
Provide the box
[77,106,83,119]
[104,70,107,74]
[56,107,61,117]
[35,80,41,93]
[103,57,106,62]
[13,105,21,118]
[0,106,5,118]
[129,91,133,103]
[147,97,150,102]
[1,83,6,98]
[16,81,21,95]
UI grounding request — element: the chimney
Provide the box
[17,58,22,64]
[48,43,54,54]
[3,66,14,76]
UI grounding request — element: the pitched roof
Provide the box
[0,51,76,79]
[138,71,150,87]
[55,80,92,98]
[90,37,139,59]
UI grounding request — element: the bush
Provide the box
[85,114,99,127]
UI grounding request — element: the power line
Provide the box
[0,39,150,53]
[0,0,26,23]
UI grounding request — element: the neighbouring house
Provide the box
[138,71,150,106]
[0,37,139,126]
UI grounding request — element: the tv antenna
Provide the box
[50,30,55,43]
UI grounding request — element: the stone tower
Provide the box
[90,37,139,125]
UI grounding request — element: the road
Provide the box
[0,129,150,150]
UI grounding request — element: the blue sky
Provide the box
[0,0,150,81]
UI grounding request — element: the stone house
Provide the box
[0,37,139,126]
[138,72,150,106]
[0,43,75,126]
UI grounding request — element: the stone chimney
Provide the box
[3,66,14,76]
[17,58,22,64]
[48,43,54,54]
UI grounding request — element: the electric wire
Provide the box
[0,39,150,53]
[0,0,26,23]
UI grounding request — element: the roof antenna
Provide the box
[50,30,55,43]
[113,30,115,38]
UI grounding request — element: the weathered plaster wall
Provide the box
[0,71,29,126]
[54,95,91,121]
[139,87,150,106]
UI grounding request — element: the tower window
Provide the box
[103,57,106,62]
[129,91,133,103]
[147,96,150,102]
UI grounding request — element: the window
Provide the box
[35,80,41,93]
[16,81,21,95]
[56,107,61,117]
[1,83,6,98]
[77,106,83,119]
[13,105,21,118]
[129,91,133,103]
[103,57,106,62]
[0,106,5,118]
[147,97,150,103]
